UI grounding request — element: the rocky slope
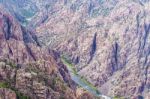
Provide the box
[34,0,150,98]
[0,6,99,99]
[1,0,150,98]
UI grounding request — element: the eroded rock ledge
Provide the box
[0,6,98,99]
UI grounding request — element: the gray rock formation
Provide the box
[35,0,150,98]
[0,6,99,99]
[1,0,150,98]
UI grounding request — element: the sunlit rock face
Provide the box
[0,5,100,99]
[35,0,150,98]
[1,0,150,98]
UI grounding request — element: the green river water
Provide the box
[61,56,111,99]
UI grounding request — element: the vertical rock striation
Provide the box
[1,0,150,98]
[0,6,99,99]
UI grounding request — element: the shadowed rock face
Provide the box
[0,6,99,99]
[1,0,150,98]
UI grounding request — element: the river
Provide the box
[61,56,111,99]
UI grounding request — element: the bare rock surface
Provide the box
[33,0,150,98]
[0,6,99,99]
[0,0,150,98]
[0,88,16,99]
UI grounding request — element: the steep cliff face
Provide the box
[0,6,99,99]
[33,0,150,98]
[1,0,150,98]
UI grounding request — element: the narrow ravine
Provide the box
[61,56,111,99]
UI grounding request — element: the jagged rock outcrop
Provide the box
[0,6,99,99]
[1,0,150,98]
[32,0,150,98]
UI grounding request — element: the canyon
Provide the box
[0,5,100,99]
[0,0,150,99]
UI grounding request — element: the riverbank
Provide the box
[61,56,111,99]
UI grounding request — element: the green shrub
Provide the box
[0,82,10,88]
[16,91,30,99]
[113,96,124,99]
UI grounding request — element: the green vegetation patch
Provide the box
[113,96,125,99]
[0,81,30,99]
[15,91,30,99]
[5,60,17,69]
[61,56,77,75]
[61,55,100,95]
[0,82,10,88]
[80,76,100,94]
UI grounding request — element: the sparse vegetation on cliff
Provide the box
[61,55,101,96]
